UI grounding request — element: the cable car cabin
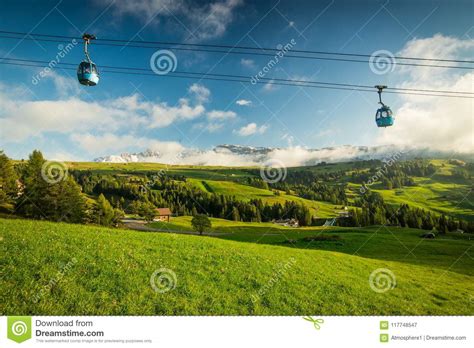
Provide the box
[375,105,394,127]
[77,61,99,86]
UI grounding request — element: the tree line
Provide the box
[346,190,474,233]
[72,171,314,226]
[1,150,473,233]
[0,150,123,227]
[351,161,437,190]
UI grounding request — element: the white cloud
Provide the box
[236,99,252,106]
[396,34,474,81]
[194,0,243,40]
[235,122,268,136]
[0,81,224,142]
[189,83,210,103]
[0,95,141,142]
[184,148,258,166]
[240,58,256,69]
[0,77,246,164]
[42,71,81,99]
[207,110,236,120]
[110,0,243,41]
[263,80,278,92]
[376,35,474,153]
[70,133,184,157]
[149,99,205,128]
[264,146,369,167]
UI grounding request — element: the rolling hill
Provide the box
[188,178,342,218]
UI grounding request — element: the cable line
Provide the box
[2,57,472,96]
[0,32,473,70]
[1,29,473,64]
[1,59,473,99]
[4,30,472,129]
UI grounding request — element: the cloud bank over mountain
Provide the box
[94,144,472,167]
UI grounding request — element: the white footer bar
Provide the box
[0,316,471,347]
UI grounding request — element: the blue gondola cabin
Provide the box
[77,61,99,86]
[375,105,394,127]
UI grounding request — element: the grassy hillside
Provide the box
[188,178,341,218]
[374,177,473,220]
[150,216,474,276]
[1,218,473,315]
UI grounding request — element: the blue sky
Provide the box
[0,0,472,163]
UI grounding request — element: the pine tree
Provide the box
[350,209,359,227]
[17,150,85,223]
[255,209,262,223]
[18,150,50,218]
[232,206,240,221]
[56,176,86,223]
[95,194,115,226]
[0,151,18,212]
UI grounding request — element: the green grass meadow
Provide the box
[1,218,473,315]
[374,177,473,220]
[150,216,474,275]
[2,158,473,316]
